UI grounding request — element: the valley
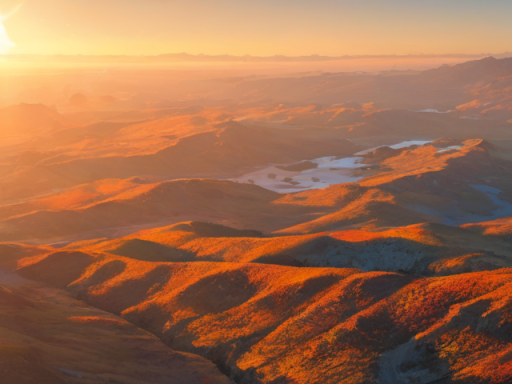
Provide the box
[1,56,512,383]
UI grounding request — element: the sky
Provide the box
[1,0,512,56]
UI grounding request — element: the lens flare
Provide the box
[0,4,21,54]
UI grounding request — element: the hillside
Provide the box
[0,179,318,242]
[249,102,512,141]
[66,220,511,275]
[0,270,231,384]
[15,251,512,384]
[0,103,76,139]
[419,56,512,86]
[0,120,357,202]
[1,137,512,244]
[462,216,512,239]
[276,139,512,233]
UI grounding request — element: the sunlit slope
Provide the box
[462,216,512,239]
[71,220,512,274]
[358,139,500,187]
[0,177,151,220]
[0,107,219,170]
[0,179,324,242]
[278,139,512,233]
[276,186,436,233]
[0,120,357,202]
[16,252,512,384]
[456,75,512,121]
[0,274,231,384]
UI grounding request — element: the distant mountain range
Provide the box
[1,52,512,63]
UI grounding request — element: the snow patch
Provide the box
[312,156,364,169]
[414,109,452,113]
[231,154,366,193]
[437,145,463,153]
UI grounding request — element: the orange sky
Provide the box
[1,0,511,56]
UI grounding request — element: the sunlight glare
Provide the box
[0,4,21,54]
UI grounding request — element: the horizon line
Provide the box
[0,52,510,62]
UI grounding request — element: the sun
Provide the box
[0,4,21,55]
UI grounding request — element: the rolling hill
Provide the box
[14,251,512,384]
[0,178,329,242]
[0,120,358,202]
[64,219,512,275]
[2,137,512,246]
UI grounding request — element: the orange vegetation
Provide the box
[359,139,495,187]
[330,225,442,245]
[15,250,512,384]
[61,220,511,275]
[463,216,512,237]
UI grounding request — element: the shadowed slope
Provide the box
[0,272,232,384]
[79,220,512,275]
[0,243,54,270]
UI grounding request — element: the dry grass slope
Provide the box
[15,251,512,384]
